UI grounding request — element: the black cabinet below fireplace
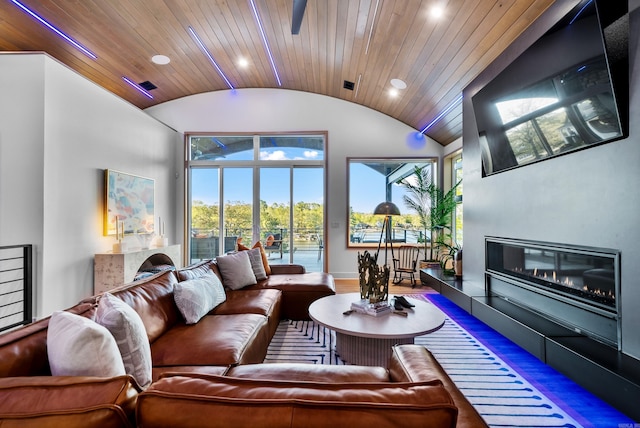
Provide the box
[420,267,640,422]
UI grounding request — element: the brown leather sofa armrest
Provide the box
[389,345,489,428]
[0,375,140,428]
[388,344,446,383]
[269,264,306,274]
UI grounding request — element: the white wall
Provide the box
[146,88,444,278]
[0,54,46,313]
[462,2,640,358]
[0,53,179,318]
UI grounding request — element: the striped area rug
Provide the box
[264,319,343,366]
[265,295,585,428]
[416,311,582,427]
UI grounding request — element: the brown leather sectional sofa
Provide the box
[0,258,488,427]
[138,345,488,428]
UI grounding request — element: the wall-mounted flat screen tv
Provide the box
[473,0,628,176]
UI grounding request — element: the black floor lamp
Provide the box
[373,201,401,266]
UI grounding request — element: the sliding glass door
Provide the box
[223,167,253,252]
[187,134,325,272]
[190,168,220,262]
[260,168,290,262]
[293,168,324,266]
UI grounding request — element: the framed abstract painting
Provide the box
[104,169,155,236]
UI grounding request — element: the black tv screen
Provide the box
[473,0,628,176]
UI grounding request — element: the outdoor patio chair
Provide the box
[264,233,283,258]
[392,245,420,287]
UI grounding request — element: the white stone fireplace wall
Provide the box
[94,245,181,294]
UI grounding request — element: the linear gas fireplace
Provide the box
[485,237,621,349]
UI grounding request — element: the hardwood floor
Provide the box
[334,278,433,295]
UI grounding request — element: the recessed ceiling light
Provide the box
[430,5,444,19]
[390,78,407,89]
[389,88,399,97]
[152,54,170,65]
[238,57,249,68]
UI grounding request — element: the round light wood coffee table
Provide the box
[308,292,445,367]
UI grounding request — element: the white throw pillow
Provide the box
[246,247,267,281]
[174,274,227,324]
[95,293,153,388]
[47,311,125,378]
[215,251,258,290]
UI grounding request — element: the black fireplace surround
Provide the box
[421,237,638,420]
[485,237,620,349]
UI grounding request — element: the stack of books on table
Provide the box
[351,300,392,317]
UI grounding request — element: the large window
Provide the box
[187,134,326,272]
[347,158,436,250]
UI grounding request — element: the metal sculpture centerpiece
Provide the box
[357,201,401,304]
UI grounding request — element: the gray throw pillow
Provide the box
[215,251,258,290]
[47,311,126,378]
[95,292,153,388]
[247,247,267,281]
[174,274,226,324]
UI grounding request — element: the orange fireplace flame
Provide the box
[510,267,615,301]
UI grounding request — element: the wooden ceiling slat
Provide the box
[146,3,212,97]
[272,0,296,88]
[234,1,278,88]
[315,0,330,94]
[404,0,511,121]
[253,0,286,88]
[405,0,555,129]
[340,0,367,101]
[292,1,313,92]
[394,0,475,119]
[179,1,235,90]
[410,0,556,129]
[382,1,445,119]
[355,0,393,106]
[350,0,380,102]
[329,0,350,98]
[299,0,318,92]
[273,0,298,88]
[366,0,426,115]
[0,0,560,144]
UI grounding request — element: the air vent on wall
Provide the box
[343,80,355,90]
[139,81,157,91]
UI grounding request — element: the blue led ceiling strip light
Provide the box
[122,77,154,99]
[188,26,235,90]
[249,0,282,86]
[13,0,158,100]
[570,0,593,25]
[419,94,464,135]
[10,0,97,59]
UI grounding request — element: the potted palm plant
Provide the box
[399,166,461,267]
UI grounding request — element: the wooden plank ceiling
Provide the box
[0,0,555,145]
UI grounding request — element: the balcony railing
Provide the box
[0,245,33,332]
[189,228,324,272]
